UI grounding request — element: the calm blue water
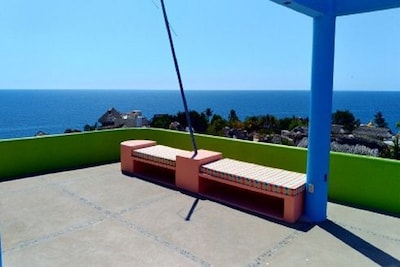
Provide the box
[0,89,399,139]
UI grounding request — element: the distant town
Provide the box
[36,107,399,160]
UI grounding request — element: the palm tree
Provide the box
[204,108,213,123]
[228,109,239,123]
[374,111,388,128]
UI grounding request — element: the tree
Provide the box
[393,136,400,160]
[278,116,308,131]
[204,108,213,123]
[374,111,388,128]
[207,114,228,136]
[228,109,240,127]
[263,114,279,134]
[150,114,175,129]
[228,109,239,122]
[84,122,97,131]
[175,111,208,133]
[332,110,359,132]
[243,116,263,133]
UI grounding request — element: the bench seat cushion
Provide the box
[132,145,188,167]
[200,158,306,196]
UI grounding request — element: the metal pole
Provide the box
[160,0,198,158]
[305,14,336,222]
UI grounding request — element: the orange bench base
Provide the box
[120,140,157,174]
[199,173,304,223]
[176,150,223,192]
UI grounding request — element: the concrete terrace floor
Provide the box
[1,163,399,267]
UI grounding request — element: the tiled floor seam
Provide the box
[116,216,212,267]
[2,216,106,254]
[59,185,213,267]
[246,230,302,267]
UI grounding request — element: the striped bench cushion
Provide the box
[132,145,187,167]
[200,158,306,196]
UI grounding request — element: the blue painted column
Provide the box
[305,14,336,222]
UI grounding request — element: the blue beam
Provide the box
[335,0,400,16]
[269,0,400,17]
[305,14,336,222]
[268,0,326,17]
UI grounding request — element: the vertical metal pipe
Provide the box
[160,0,198,158]
[305,14,336,222]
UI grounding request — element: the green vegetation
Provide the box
[84,123,98,131]
[374,111,388,128]
[150,108,308,138]
[393,136,400,160]
[149,109,400,160]
[207,114,227,136]
[331,110,360,131]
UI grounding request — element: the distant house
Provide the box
[98,108,149,129]
[98,108,123,128]
[331,124,346,135]
[353,126,392,140]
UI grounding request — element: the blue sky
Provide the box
[0,0,399,90]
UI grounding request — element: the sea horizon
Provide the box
[1,89,399,139]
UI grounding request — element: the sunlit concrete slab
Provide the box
[1,163,399,266]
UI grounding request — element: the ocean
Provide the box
[0,89,399,139]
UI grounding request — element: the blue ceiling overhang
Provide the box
[269,0,400,17]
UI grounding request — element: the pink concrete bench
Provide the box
[121,140,189,185]
[198,158,306,223]
[121,140,305,223]
[120,140,157,174]
[133,145,188,171]
[120,140,222,188]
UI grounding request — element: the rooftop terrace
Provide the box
[1,162,399,266]
[0,128,399,266]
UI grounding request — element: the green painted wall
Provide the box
[0,129,149,180]
[196,134,307,173]
[329,152,400,214]
[1,128,399,215]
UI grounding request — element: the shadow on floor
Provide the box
[319,219,400,266]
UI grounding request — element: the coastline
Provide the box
[0,89,399,139]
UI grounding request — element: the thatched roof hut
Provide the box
[98,108,123,127]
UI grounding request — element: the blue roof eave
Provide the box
[269,0,400,17]
[334,0,400,16]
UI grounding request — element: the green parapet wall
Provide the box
[1,128,399,215]
[0,129,150,180]
[329,152,400,215]
[195,133,307,173]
